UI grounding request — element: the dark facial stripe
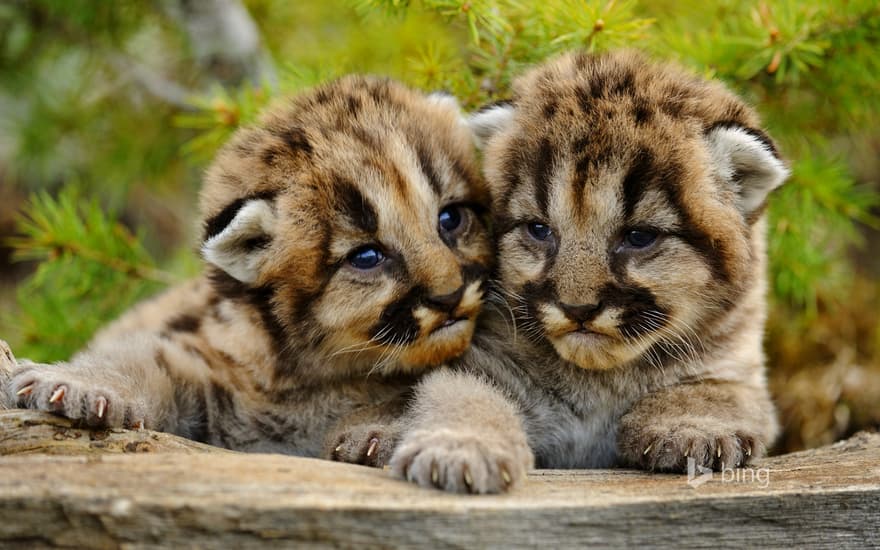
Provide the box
[336,177,379,234]
[521,279,558,322]
[448,154,486,202]
[661,184,730,283]
[203,191,277,242]
[532,138,554,217]
[368,286,424,346]
[621,148,654,220]
[415,142,443,197]
[461,261,490,287]
[615,146,731,283]
[596,282,668,339]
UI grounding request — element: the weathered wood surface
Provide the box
[0,410,230,456]
[0,405,878,549]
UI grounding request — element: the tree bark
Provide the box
[162,0,276,87]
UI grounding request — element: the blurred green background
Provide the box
[0,0,877,453]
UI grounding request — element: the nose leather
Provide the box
[559,302,603,324]
[425,286,464,313]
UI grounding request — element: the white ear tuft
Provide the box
[706,125,790,214]
[467,101,516,149]
[202,199,276,284]
[427,91,462,112]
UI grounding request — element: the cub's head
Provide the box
[199,76,492,376]
[470,51,789,370]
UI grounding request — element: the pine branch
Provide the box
[9,189,178,286]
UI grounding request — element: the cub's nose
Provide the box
[424,285,465,314]
[559,302,603,324]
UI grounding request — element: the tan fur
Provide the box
[386,51,787,493]
[6,76,493,459]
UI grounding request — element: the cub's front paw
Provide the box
[390,428,533,494]
[8,364,146,429]
[618,420,763,473]
[329,424,399,468]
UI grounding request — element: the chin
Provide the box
[548,331,641,371]
[397,317,476,370]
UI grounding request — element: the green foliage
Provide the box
[769,156,879,315]
[5,187,173,360]
[1,0,878,365]
[173,65,336,163]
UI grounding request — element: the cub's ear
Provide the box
[706,124,790,215]
[427,91,462,112]
[466,100,515,149]
[201,198,276,284]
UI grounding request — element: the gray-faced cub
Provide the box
[385,50,788,493]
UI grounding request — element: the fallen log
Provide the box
[0,405,877,548]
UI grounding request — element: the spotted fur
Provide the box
[389,51,788,493]
[6,76,493,458]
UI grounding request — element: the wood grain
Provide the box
[0,406,877,549]
[0,409,230,456]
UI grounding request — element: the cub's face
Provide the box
[471,51,788,370]
[200,76,492,374]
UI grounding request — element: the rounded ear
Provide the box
[466,100,515,149]
[427,91,462,112]
[705,124,790,215]
[201,198,277,284]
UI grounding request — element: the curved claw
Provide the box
[96,396,107,419]
[501,467,512,488]
[366,437,379,458]
[48,386,66,404]
[463,465,473,492]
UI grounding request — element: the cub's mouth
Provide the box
[430,316,469,334]
[398,281,485,368]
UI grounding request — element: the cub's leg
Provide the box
[389,369,534,494]
[7,333,185,431]
[324,395,409,468]
[617,380,778,472]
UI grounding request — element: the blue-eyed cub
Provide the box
[5,76,493,461]
[386,51,789,493]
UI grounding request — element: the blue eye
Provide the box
[348,246,385,269]
[624,230,657,249]
[527,222,553,241]
[439,206,463,233]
